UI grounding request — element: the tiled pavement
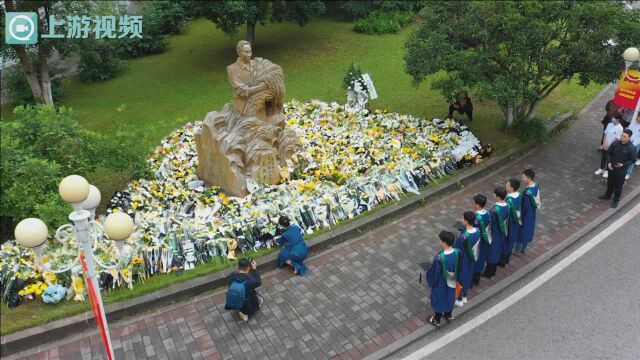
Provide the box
[11,85,640,360]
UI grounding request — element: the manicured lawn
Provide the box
[0,16,603,335]
[58,17,601,150]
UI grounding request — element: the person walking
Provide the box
[599,129,636,208]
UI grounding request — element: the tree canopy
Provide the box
[404,1,640,127]
[192,0,325,45]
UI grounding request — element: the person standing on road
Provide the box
[454,211,481,307]
[483,187,508,278]
[225,258,263,321]
[426,231,460,326]
[595,115,624,179]
[500,179,522,267]
[599,129,636,208]
[516,169,541,254]
[624,115,640,180]
[472,194,492,286]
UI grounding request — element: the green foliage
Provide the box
[145,0,190,36]
[336,1,422,20]
[404,1,640,127]
[511,117,549,144]
[77,40,125,81]
[3,67,64,106]
[354,10,413,35]
[193,1,325,43]
[342,63,369,92]
[0,105,149,237]
[115,1,185,59]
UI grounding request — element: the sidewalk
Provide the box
[10,85,640,360]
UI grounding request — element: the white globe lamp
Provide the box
[623,47,640,67]
[59,175,90,204]
[103,212,134,241]
[14,218,48,248]
[82,185,101,211]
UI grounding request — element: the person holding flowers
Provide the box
[277,215,309,276]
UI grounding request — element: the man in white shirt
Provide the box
[595,116,623,178]
[625,114,640,179]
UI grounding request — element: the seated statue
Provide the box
[195,40,300,197]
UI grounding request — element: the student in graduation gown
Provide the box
[500,178,522,267]
[426,230,461,326]
[472,194,492,285]
[483,186,509,278]
[454,211,481,307]
[516,169,541,253]
[277,215,309,276]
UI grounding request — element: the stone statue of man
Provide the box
[195,41,300,197]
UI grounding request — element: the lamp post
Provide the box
[623,47,640,124]
[14,175,135,360]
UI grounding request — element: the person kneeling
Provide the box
[277,215,309,276]
[225,258,262,321]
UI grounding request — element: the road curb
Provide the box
[0,100,587,356]
[366,184,640,360]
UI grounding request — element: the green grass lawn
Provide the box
[0,16,603,335]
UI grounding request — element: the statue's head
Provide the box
[236,40,252,61]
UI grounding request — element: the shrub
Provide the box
[511,117,549,144]
[354,10,414,35]
[336,1,422,20]
[115,0,188,59]
[146,0,190,36]
[77,40,125,82]
[0,105,149,240]
[3,66,64,106]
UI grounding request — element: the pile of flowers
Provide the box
[0,100,490,306]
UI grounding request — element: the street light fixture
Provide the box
[623,46,639,68]
[622,47,640,128]
[13,174,134,360]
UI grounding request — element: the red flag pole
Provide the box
[80,252,114,360]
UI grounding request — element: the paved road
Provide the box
[7,84,640,360]
[393,201,640,360]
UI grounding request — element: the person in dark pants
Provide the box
[600,100,618,147]
[225,258,262,321]
[447,93,473,122]
[426,231,461,326]
[599,129,636,208]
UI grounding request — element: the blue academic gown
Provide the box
[455,228,481,292]
[503,194,522,257]
[518,185,539,246]
[488,204,508,264]
[426,249,459,313]
[278,225,308,276]
[474,210,492,274]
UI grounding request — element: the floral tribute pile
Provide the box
[0,100,491,308]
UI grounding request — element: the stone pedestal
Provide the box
[195,111,249,197]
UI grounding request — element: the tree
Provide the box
[1,1,93,105]
[404,1,640,127]
[192,0,325,46]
